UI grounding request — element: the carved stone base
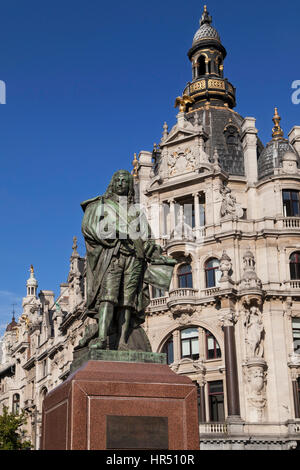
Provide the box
[245,358,267,423]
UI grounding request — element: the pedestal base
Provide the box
[41,360,199,450]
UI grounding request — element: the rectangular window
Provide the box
[283,190,300,217]
[292,318,300,354]
[208,380,225,422]
[206,333,221,360]
[42,359,47,378]
[151,287,165,298]
[181,328,199,360]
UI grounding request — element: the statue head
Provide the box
[104,170,135,203]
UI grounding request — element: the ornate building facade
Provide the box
[1,7,300,450]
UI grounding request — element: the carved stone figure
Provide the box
[220,182,243,218]
[244,306,264,358]
[245,360,268,422]
[78,170,176,352]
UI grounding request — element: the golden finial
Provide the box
[204,5,207,12]
[132,153,139,180]
[30,265,34,274]
[174,94,194,113]
[272,107,284,140]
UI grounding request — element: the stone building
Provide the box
[1,6,300,450]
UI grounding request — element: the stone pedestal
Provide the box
[41,360,199,450]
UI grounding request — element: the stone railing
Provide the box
[199,422,228,434]
[150,297,168,308]
[169,288,198,299]
[283,280,300,289]
[201,286,221,297]
[282,217,300,229]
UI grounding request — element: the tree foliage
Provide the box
[0,406,32,450]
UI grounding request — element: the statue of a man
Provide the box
[78,169,175,351]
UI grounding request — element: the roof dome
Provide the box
[192,6,220,45]
[258,108,300,180]
[258,139,299,180]
[193,24,220,44]
[6,315,17,332]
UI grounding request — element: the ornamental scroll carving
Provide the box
[167,146,197,176]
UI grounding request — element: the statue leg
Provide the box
[117,308,131,350]
[89,301,114,350]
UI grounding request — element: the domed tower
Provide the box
[26,265,38,298]
[257,107,300,180]
[5,312,17,333]
[186,5,235,109]
[178,6,263,176]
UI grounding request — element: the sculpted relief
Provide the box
[167,146,197,176]
[244,306,264,359]
[220,182,243,219]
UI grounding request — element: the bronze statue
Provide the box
[78,170,176,352]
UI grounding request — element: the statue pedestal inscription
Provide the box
[41,360,199,450]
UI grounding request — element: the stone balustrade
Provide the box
[169,288,198,298]
[199,422,228,434]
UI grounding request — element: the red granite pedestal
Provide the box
[41,360,199,450]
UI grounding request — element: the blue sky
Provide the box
[0,0,299,335]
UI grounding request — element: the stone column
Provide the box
[241,118,258,221]
[241,117,258,185]
[172,330,181,363]
[218,302,242,424]
[205,58,210,75]
[197,377,206,423]
[169,198,176,235]
[193,192,201,239]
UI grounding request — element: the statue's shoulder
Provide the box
[80,195,103,212]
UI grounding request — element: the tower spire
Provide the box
[200,5,212,26]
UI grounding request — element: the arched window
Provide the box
[197,55,206,77]
[290,252,300,280]
[177,264,193,288]
[205,258,221,288]
[162,337,174,365]
[12,393,20,414]
[205,330,221,359]
[180,328,199,360]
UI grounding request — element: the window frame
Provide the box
[205,258,221,288]
[290,252,300,280]
[205,330,221,360]
[180,327,199,361]
[283,190,300,217]
[292,317,300,354]
[177,263,193,289]
[208,380,225,422]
